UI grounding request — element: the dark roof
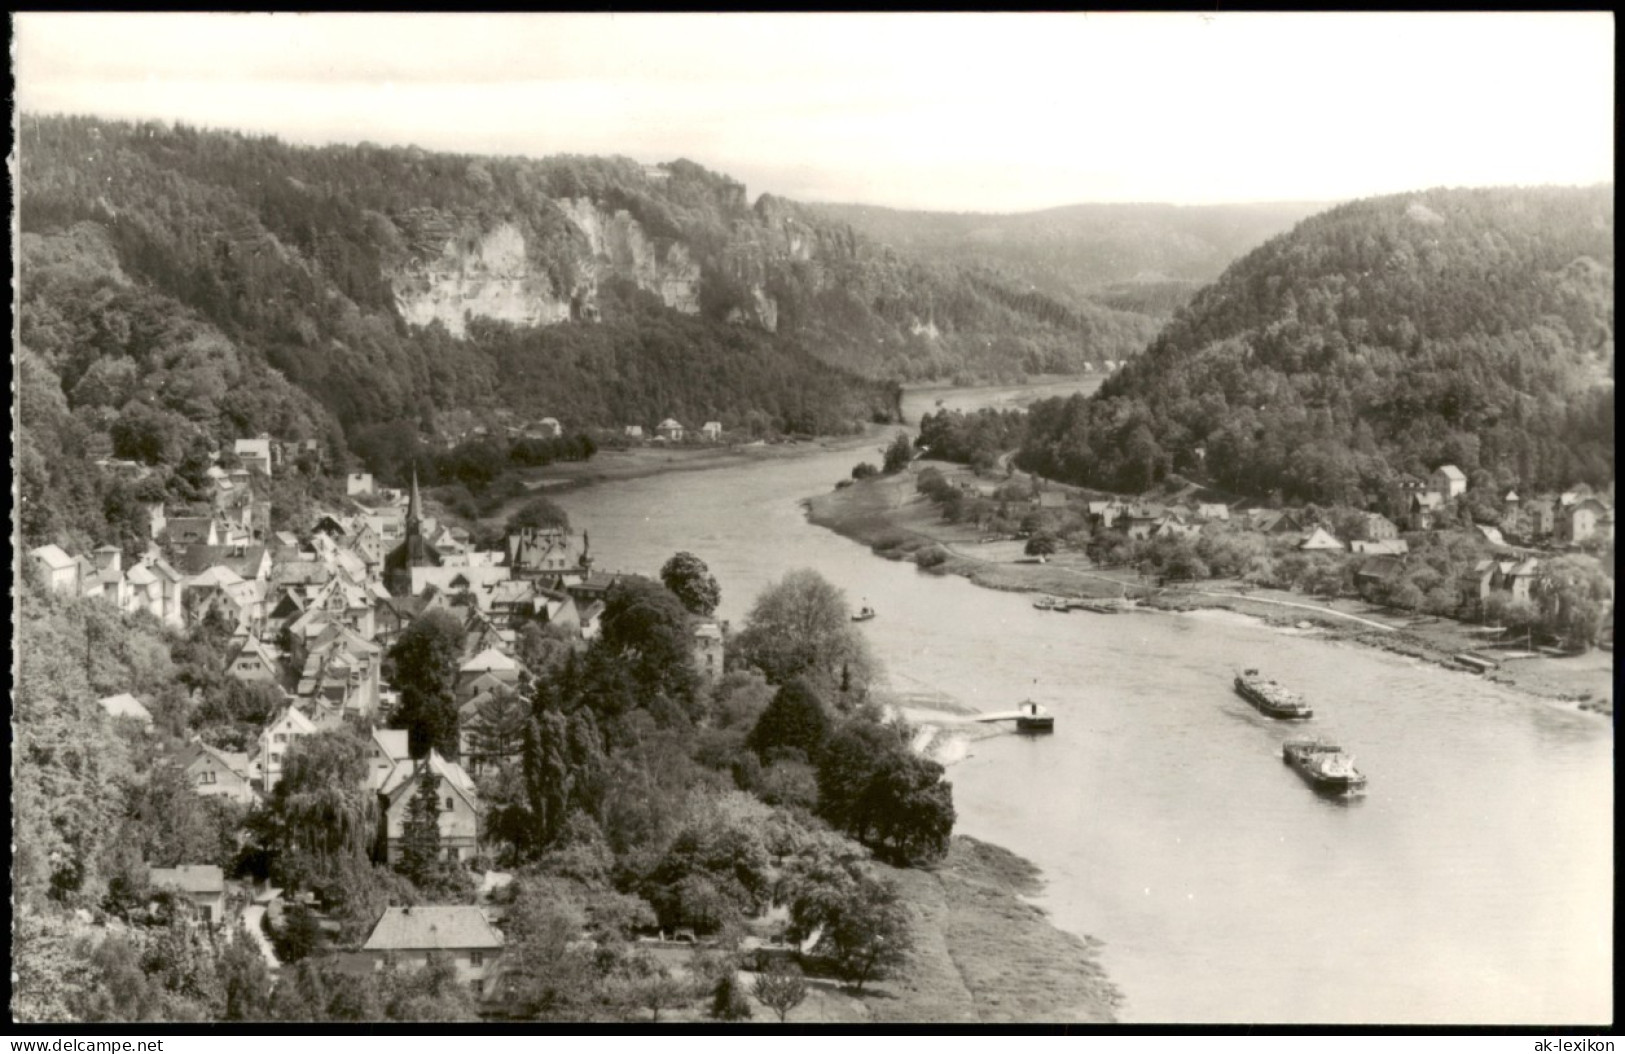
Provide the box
[168,545,267,577]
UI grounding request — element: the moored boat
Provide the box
[852,605,876,622]
[1282,738,1367,794]
[1015,700,1054,733]
[1033,595,1066,611]
[1234,668,1314,719]
[1072,598,1129,614]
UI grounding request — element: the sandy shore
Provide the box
[808,464,1614,716]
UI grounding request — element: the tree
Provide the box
[735,569,874,691]
[1025,534,1057,558]
[882,432,915,474]
[816,721,955,865]
[661,551,722,616]
[267,903,324,964]
[711,971,755,1020]
[783,861,912,993]
[389,610,465,759]
[598,577,699,708]
[395,768,444,886]
[507,496,570,534]
[381,954,481,1022]
[626,968,692,1024]
[464,687,529,771]
[246,726,376,891]
[851,461,879,480]
[746,677,830,762]
[219,927,274,1021]
[751,961,808,1022]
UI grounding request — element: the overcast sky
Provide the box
[13,12,1615,213]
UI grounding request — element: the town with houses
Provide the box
[26,432,733,1000]
[23,416,1616,1009]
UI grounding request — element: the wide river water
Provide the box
[552,386,1613,1025]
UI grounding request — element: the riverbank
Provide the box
[807,466,1613,715]
[770,836,1119,1024]
[482,427,899,528]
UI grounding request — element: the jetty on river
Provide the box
[975,701,1054,733]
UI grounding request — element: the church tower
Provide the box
[384,465,442,597]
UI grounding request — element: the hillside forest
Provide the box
[1014,186,1614,503]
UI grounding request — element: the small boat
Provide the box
[1233,668,1314,719]
[1015,700,1054,733]
[1032,595,1066,611]
[1072,598,1129,614]
[852,604,876,622]
[1283,738,1367,794]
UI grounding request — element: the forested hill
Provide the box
[808,200,1325,321]
[19,115,1157,416]
[1017,185,1615,503]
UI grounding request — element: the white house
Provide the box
[29,544,80,595]
[149,865,228,926]
[347,473,375,497]
[656,418,684,441]
[1432,464,1468,501]
[257,706,319,793]
[378,751,482,864]
[235,438,274,476]
[361,906,504,998]
[180,741,259,806]
[701,421,723,441]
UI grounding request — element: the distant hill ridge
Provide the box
[807,199,1327,317]
[1017,184,1615,502]
[18,113,1186,417]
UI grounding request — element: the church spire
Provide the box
[407,464,422,527]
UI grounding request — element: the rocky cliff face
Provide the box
[388,198,710,337]
[392,220,572,334]
[384,176,887,339]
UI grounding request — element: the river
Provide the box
[550,385,1613,1025]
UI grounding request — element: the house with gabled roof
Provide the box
[656,418,684,441]
[361,905,504,996]
[1495,557,1541,603]
[459,647,524,689]
[228,635,284,684]
[235,438,273,476]
[378,751,482,865]
[1557,497,1608,544]
[29,544,80,596]
[256,706,319,793]
[163,516,222,548]
[1358,512,1401,542]
[1299,527,1346,552]
[149,865,228,926]
[701,421,723,441]
[179,740,259,806]
[1431,464,1467,500]
[366,728,414,793]
[296,624,383,725]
